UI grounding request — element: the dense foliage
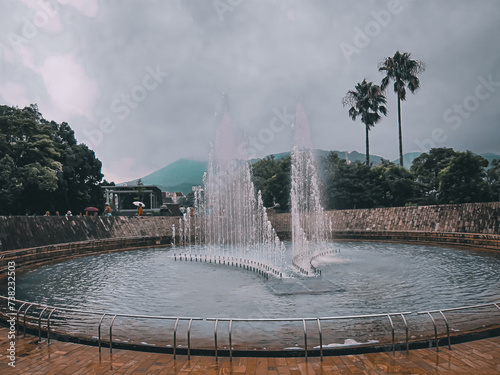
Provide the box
[0,104,107,215]
[251,148,499,211]
[252,155,291,211]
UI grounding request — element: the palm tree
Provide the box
[379,51,425,166]
[342,79,388,165]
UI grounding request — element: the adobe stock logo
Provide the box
[237,106,294,159]
[340,0,403,63]
[7,0,68,50]
[213,0,244,21]
[442,74,500,129]
[83,65,169,147]
[414,74,500,151]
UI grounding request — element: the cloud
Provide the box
[1,0,499,183]
[66,0,99,18]
[37,51,99,122]
[0,81,30,105]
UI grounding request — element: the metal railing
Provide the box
[2,296,499,359]
[13,299,103,344]
[207,312,411,362]
[418,302,500,352]
[97,313,202,359]
[2,297,202,359]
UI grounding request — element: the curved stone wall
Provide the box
[268,202,500,236]
[1,202,499,277]
[0,216,179,251]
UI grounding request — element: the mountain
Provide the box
[124,159,207,193]
[255,149,386,164]
[479,152,500,168]
[391,152,422,169]
[125,151,500,194]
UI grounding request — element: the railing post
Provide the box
[426,312,439,352]
[97,314,107,353]
[214,319,218,362]
[38,307,48,342]
[229,319,233,363]
[400,313,409,355]
[109,315,117,354]
[46,308,56,345]
[438,311,452,350]
[187,319,193,360]
[387,314,395,356]
[303,319,308,362]
[16,302,27,335]
[173,318,179,359]
[317,318,323,361]
[23,304,34,338]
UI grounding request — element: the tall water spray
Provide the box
[174,98,286,278]
[290,102,330,276]
[174,98,331,278]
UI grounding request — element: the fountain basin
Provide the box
[7,241,500,351]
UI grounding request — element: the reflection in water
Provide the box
[13,241,500,349]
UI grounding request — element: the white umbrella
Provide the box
[133,201,145,207]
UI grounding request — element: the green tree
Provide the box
[410,148,458,204]
[0,104,104,215]
[411,148,490,204]
[438,151,490,204]
[321,152,382,209]
[135,178,146,203]
[379,51,425,166]
[375,160,418,207]
[342,79,387,165]
[0,154,22,210]
[252,155,291,211]
[487,159,500,201]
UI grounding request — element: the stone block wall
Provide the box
[1,202,499,277]
[0,216,179,252]
[268,202,500,236]
[0,202,499,253]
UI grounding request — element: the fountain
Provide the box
[174,96,286,278]
[290,102,331,276]
[174,98,334,278]
[5,98,500,355]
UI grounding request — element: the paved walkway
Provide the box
[1,327,499,374]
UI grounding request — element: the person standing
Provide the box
[138,205,143,216]
[104,204,112,216]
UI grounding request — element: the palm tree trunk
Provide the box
[397,95,403,166]
[366,124,370,166]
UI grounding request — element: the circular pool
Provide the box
[10,241,500,350]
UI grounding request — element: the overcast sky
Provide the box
[1,0,499,182]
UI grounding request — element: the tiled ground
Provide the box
[1,327,499,374]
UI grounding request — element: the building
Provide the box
[162,191,186,204]
[101,185,163,216]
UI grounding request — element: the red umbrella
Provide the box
[84,207,99,212]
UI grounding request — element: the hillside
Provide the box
[126,151,500,193]
[124,159,207,193]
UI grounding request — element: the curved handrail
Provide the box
[37,306,49,342]
[418,302,500,351]
[207,312,413,360]
[2,296,499,357]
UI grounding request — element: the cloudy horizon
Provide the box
[1,0,499,183]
